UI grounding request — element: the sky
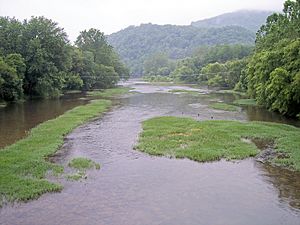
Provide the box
[0,0,285,42]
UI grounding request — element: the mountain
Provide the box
[108,23,255,76]
[191,10,273,32]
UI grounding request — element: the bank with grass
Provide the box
[136,117,300,171]
[0,87,129,205]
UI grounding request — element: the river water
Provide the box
[0,81,300,225]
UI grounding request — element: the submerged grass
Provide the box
[87,87,132,98]
[136,117,300,171]
[67,157,100,181]
[233,98,257,106]
[0,99,112,204]
[68,157,100,171]
[210,102,240,111]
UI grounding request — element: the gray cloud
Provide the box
[0,0,285,42]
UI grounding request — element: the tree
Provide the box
[143,52,173,76]
[246,0,300,116]
[0,54,25,101]
[0,17,23,56]
[75,28,129,89]
[21,16,71,97]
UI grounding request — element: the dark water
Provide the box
[0,93,90,149]
[1,81,300,225]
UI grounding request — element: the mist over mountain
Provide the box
[191,10,273,32]
[108,10,272,76]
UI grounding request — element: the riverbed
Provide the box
[0,81,300,225]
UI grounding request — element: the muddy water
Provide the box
[0,92,92,149]
[1,82,300,225]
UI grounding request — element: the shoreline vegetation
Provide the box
[0,87,129,206]
[136,116,300,171]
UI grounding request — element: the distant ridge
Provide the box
[191,10,274,32]
[108,24,255,75]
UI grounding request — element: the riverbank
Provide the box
[0,87,129,206]
[136,116,300,171]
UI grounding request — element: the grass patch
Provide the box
[68,157,100,171]
[233,99,257,106]
[216,90,247,96]
[210,102,240,111]
[136,117,300,171]
[0,99,112,204]
[87,87,132,98]
[67,157,100,181]
[67,172,85,181]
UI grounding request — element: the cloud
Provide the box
[0,0,285,41]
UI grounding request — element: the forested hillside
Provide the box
[0,17,129,102]
[108,23,255,76]
[142,0,300,117]
[191,10,273,32]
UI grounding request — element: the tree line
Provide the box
[144,0,300,117]
[0,16,129,102]
[108,23,255,76]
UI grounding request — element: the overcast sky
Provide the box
[0,0,285,42]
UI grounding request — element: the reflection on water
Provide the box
[213,92,300,127]
[256,161,300,211]
[0,81,300,225]
[0,93,89,149]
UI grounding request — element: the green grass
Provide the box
[210,102,240,111]
[216,90,247,96]
[233,99,257,106]
[67,172,85,181]
[68,157,100,170]
[87,87,132,98]
[67,158,100,181]
[0,99,112,204]
[136,117,300,171]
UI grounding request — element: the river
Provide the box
[0,80,300,225]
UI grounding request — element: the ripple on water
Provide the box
[1,82,300,225]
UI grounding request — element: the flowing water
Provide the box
[1,81,300,225]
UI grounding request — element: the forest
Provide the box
[143,0,300,118]
[108,23,255,76]
[0,17,129,102]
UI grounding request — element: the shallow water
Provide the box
[1,81,300,225]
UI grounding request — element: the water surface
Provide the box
[1,81,300,225]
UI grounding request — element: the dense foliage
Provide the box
[140,0,300,117]
[144,44,253,85]
[108,23,255,76]
[0,16,129,101]
[246,0,300,116]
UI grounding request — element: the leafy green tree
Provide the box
[75,28,129,89]
[0,54,25,101]
[76,28,113,66]
[200,62,227,87]
[0,17,23,56]
[171,65,196,83]
[20,16,71,97]
[246,0,300,116]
